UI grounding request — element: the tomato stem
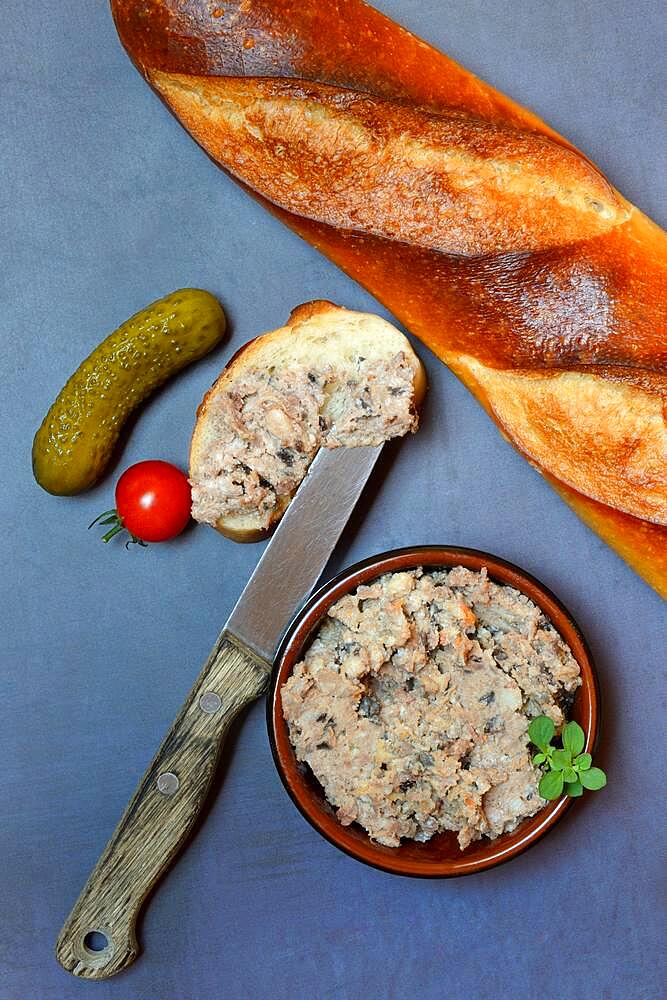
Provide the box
[89,509,148,548]
[101,522,124,543]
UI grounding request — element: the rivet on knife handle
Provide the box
[55,633,269,980]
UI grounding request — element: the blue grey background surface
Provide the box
[1,2,665,998]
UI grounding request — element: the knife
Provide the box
[55,443,382,979]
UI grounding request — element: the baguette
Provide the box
[189,301,426,541]
[111,0,667,598]
[150,73,626,257]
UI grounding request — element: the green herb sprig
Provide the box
[528,716,606,800]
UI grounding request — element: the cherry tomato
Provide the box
[90,461,192,546]
[115,461,192,542]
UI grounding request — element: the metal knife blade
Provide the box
[225,443,383,663]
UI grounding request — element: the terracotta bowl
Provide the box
[268,546,600,877]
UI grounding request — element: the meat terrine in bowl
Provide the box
[268,546,599,877]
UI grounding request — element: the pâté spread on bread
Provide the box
[190,354,416,528]
[189,301,425,539]
[282,566,581,850]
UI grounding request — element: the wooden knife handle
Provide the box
[55,632,270,980]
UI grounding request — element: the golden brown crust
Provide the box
[461,361,666,524]
[112,0,667,596]
[110,0,571,139]
[287,299,343,325]
[549,477,667,601]
[150,72,625,257]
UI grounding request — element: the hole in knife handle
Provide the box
[83,930,110,954]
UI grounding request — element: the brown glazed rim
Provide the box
[268,546,600,878]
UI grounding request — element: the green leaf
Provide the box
[551,749,572,771]
[574,753,592,771]
[580,767,607,791]
[528,716,555,752]
[563,766,578,783]
[88,509,118,529]
[565,779,583,797]
[562,721,585,756]
[539,770,564,800]
[532,752,547,765]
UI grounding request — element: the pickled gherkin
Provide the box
[32,289,226,495]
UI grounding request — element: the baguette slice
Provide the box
[189,301,426,541]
